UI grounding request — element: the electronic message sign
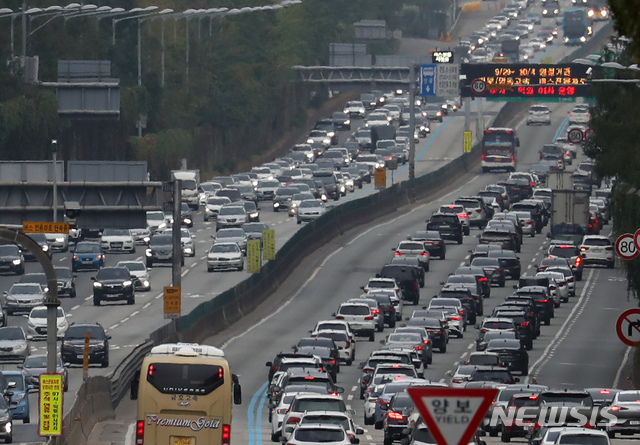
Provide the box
[460,63,591,98]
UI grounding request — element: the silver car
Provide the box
[296,199,326,224]
[207,242,244,272]
[0,327,31,362]
[117,260,151,291]
[180,228,196,257]
[4,284,45,315]
[212,228,248,254]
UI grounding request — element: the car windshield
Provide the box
[339,305,369,315]
[218,207,244,216]
[388,333,421,343]
[150,236,173,246]
[217,229,245,238]
[66,326,105,340]
[557,434,608,445]
[208,198,230,205]
[583,238,610,246]
[119,262,146,272]
[483,321,514,330]
[294,428,345,442]
[0,245,19,256]
[147,212,164,221]
[300,200,323,208]
[211,244,240,253]
[3,374,24,391]
[96,268,130,280]
[471,370,513,382]
[10,284,41,294]
[31,307,64,319]
[103,229,130,236]
[0,328,25,341]
[75,243,101,253]
[243,224,268,233]
[54,267,72,279]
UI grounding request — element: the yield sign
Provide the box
[408,387,497,445]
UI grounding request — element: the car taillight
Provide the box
[395,251,404,255]
[365,316,373,320]
[222,425,231,445]
[511,155,515,162]
[414,279,418,290]
[475,209,482,213]
[452,378,463,383]
[481,153,485,161]
[327,359,336,364]
[525,221,532,225]
[286,417,301,424]
[136,420,144,445]
[419,252,428,256]
[521,322,529,326]
[277,408,289,414]
[414,345,423,350]
[539,299,549,303]
[336,315,344,320]
[480,328,488,333]
[478,277,488,282]
[372,309,380,314]
[606,246,614,251]
[379,399,389,407]
[387,411,404,420]
[459,213,468,219]
[450,316,461,320]
[345,341,351,348]
[423,339,430,344]
[575,257,582,266]
[581,246,588,251]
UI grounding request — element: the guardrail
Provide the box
[55,21,613,445]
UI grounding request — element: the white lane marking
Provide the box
[84,296,91,301]
[131,311,139,317]
[613,346,633,388]
[459,353,466,360]
[72,305,80,311]
[467,343,474,349]
[454,362,460,366]
[459,261,466,267]
[125,422,134,445]
[109,323,120,330]
[143,303,152,309]
[347,394,354,401]
[351,386,358,391]
[181,270,189,277]
[221,245,345,349]
[439,378,445,383]
[527,264,532,270]
[527,269,596,382]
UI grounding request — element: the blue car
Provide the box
[2,370,31,423]
[71,241,105,272]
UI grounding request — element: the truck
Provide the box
[500,38,520,63]
[370,125,397,154]
[171,169,201,210]
[562,9,591,45]
[548,189,590,244]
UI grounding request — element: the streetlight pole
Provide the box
[52,140,58,223]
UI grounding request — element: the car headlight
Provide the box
[250,212,259,218]
[323,138,331,145]
[273,202,280,208]
[387,116,392,122]
[327,131,335,138]
[12,259,21,265]
[321,193,327,201]
[306,153,314,159]
[183,218,192,224]
[143,236,150,244]
[158,222,167,231]
[306,138,314,144]
[42,245,49,252]
[5,297,15,303]
[340,185,346,193]
[93,282,103,288]
[580,36,586,42]
[16,393,25,401]
[343,108,349,114]
[143,280,150,288]
[344,119,350,125]
[436,111,442,116]
[13,344,26,351]
[122,280,132,287]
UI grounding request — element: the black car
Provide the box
[469,244,503,263]
[180,203,193,228]
[54,266,77,298]
[438,287,479,324]
[383,392,416,445]
[511,201,544,233]
[390,256,425,288]
[313,171,340,201]
[265,352,316,382]
[407,317,448,353]
[366,293,396,327]
[378,264,420,304]
[91,266,135,306]
[513,286,554,325]
[455,265,491,299]
[468,365,519,385]
[409,230,446,259]
[314,119,338,145]
[272,187,297,212]
[492,309,534,350]
[426,213,463,244]
[471,257,507,287]
[146,234,184,268]
[478,229,520,253]
[0,245,24,275]
[476,329,519,351]
[330,111,351,130]
[294,337,340,373]
[23,233,52,261]
[60,322,110,367]
[486,338,529,375]
[293,346,339,383]
[488,250,521,279]
[0,394,12,443]
[498,301,541,338]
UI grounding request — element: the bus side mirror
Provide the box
[130,370,140,400]
[232,374,242,405]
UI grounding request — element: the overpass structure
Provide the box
[293,65,413,90]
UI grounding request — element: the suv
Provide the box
[146,234,184,268]
[334,303,376,341]
[313,171,340,201]
[91,266,135,306]
[61,322,111,367]
[378,265,420,305]
[579,235,615,268]
[427,213,463,244]
[54,266,77,298]
[455,196,489,228]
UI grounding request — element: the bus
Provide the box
[481,127,519,173]
[131,343,242,445]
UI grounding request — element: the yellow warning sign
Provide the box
[163,286,181,319]
[247,240,261,273]
[39,373,64,436]
[374,167,387,190]
[263,229,276,261]
[464,131,472,153]
[23,222,69,234]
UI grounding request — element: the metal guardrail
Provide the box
[109,340,154,406]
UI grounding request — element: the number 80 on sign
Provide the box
[616,233,639,260]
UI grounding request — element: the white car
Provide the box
[207,242,244,272]
[281,393,350,440]
[579,235,615,268]
[310,320,355,342]
[129,227,151,245]
[569,107,591,124]
[296,199,326,224]
[27,306,68,339]
[448,364,476,387]
[306,129,332,148]
[314,329,356,365]
[100,228,136,253]
[285,423,353,445]
[283,411,364,442]
[394,240,430,271]
[536,271,569,304]
[198,181,223,206]
[146,210,169,233]
[116,260,151,291]
[364,112,391,127]
[526,104,551,125]
[334,302,376,341]
[44,233,69,252]
[204,196,232,222]
[180,228,196,257]
[344,100,366,118]
[216,205,248,229]
[363,277,402,299]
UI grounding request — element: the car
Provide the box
[383,391,420,445]
[216,204,248,229]
[146,234,184,268]
[4,283,45,315]
[284,411,363,442]
[485,338,529,375]
[179,202,194,227]
[344,101,366,119]
[284,423,353,445]
[513,286,554,325]
[272,187,298,212]
[19,354,69,392]
[568,106,591,124]
[61,322,110,367]
[242,222,269,246]
[92,266,135,306]
[99,228,136,253]
[314,119,339,145]
[212,228,248,255]
[423,104,444,122]
[116,260,151,291]
[579,235,615,268]
[0,245,25,275]
[0,327,30,363]
[23,233,51,261]
[455,197,489,228]
[487,250,521,280]
[605,390,640,437]
[71,241,105,272]
[307,129,332,148]
[26,306,68,339]
[427,213,463,244]
[0,394,13,443]
[334,302,376,341]
[438,204,471,235]
[180,228,196,257]
[203,196,232,221]
[207,242,244,272]
[407,316,448,353]
[2,371,31,423]
[394,240,430,271]
[331,112,351,130]
[346,298,384,333]
[467,365,519,385]
[470,257,506,287]
[297,199,327,224]
[146,210,170,233]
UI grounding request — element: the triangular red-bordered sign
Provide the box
[408,387,498,445]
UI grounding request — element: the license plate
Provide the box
[172,437,193,445]
[630,420,640,425]
[83,258,92,262]
[77,354,83,359]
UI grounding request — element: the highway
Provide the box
[0,3,620,444]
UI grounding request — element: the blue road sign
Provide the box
[420,64,437,97]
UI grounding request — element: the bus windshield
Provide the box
[147,362,225,396]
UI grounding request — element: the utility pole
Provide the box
[408,64,417,180]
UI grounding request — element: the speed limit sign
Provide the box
[616,233,639,260]
[568,127,584,144]
[471,78,487,95]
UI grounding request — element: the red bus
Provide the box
[481,127,519,173]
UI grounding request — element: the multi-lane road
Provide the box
[3,3,621,444]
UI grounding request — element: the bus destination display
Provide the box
[460,63,591,98]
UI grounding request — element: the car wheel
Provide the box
[500,280,505,288]
[102,356,109,368]
[458,331,464,339]
[501,428,511,442]
[526,341,533,350]
[5,434,12,444]
[607,431,615,439]
[457,237,463,245]
[146,260,152,268]
[608,260,615,269]
[439,344,447,353]
[23,416,29,424]
[545,318,551,326]
[72,265,77,272]
[207,266,213,272]
[271,432,280,442]
[93,297,101,307]
[204,216,209,222]
[464,227,470,236]
[383,436,393,445]
[127,296,135,305]
[297,220,301,224]
[369,331,375,342]
[377,323,384,333]
[71,289,76,298]
[440,253,446,260]
[388,319,396,328]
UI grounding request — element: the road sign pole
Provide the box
[409,63,416,180]
[464,97,471,136]
[171,180,181,337]
[476,97,483,140]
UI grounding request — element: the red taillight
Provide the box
[286,417,301,424]
[395,251,403,255]
[525,221,532,225]
[478,277,488,282]
[345,341,351,348]
[529,181,535,186]
[379,399,390,407]
[419,252,428,256]
[450,316,461,320]
[414,345,423,350]
[365,315,374,320]
[601,390,611,394]
[481,153,486,161]
[336,315,344,320]
[423,339,430,344]
[459,213,468,219]
[521,322,529,326]
[371,309,380,314]
[605,246,614,251]
[387,411,404,420]
[136,420,144,445]
[475,209,482,213]
[148,364,155,376]
[511,155,515,162]
[304,376,316,380]
[539,299,549,303]
[414,279,418,291]
[72,255,78,260]
[328,359,336,364]
[610,406,621,411]
[575,257,582,266]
